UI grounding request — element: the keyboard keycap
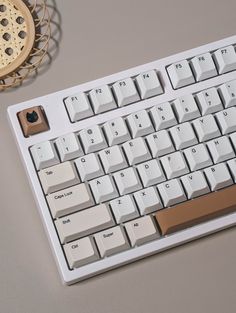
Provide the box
[196,87,223,115]
[150,102,177,130]
[218,80,236,108]
[31,141,59,170]
[173,94,200,122]
[94,226,129,257]
[207,136,235,163]
[99,145,127,173]
[136,70,163,99]
[184,143,212,171]
[126,109,154,138]
[125,216,159,247]
[213,45,236,74]
[110,195,139,223]
[227,158,236,182]
[193,115,220,142]
[190,52,217,81]
[136,159,165,187]
[123,137,151,165]
[113,167,142,195]
[158,179,186,207]
[167,60,195,89]
[134,187,162,215]
[90,175,118,203]
[113,78,140,107]
[55,133,83,162]
[39,161,79,194]
[181,171,210,199]
[155,184,236,235]
[146,130,174,157]
[103,117,131,146]
[56,203,114,243]
[161,151,189,179]
[170,122,198,149]
[204,163,233,191]
[64,237,99,268]
[75,153,103,181]
[47,183,94,218]
[215,107,236,134]
[65,93,93,122]
[80,125,107,154]
[89,85,116,114]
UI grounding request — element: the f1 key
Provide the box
[155,185,236,235]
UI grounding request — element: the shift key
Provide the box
[55,203,114,243]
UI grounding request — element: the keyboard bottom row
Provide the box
[61,183,236,270]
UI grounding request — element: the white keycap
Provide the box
[113,167,142,195]
[191,52,217,81]
[39,161,80,194]
[123,137,151,165]
[150,102,177,130]
[158,179,186,207]
[136,159,165,187]
[55,133,83,162]
[55,203,114,243]
[103,117,131,146]
[193,115,220,142]
[215,107,236,134]
[126,109,154,138]
[170,122,198,149]
[125,216,158,247]
[136,70,163,99]
[161,151,189,179]
[213,45,236,74]
[146,130,174,157]
[184,143,212,171]
[64,237,99,268]
[181,171,210,199]
[204,163,233,191]
[89,85,116,114]
[75,153,103,181]
[31,141,59,170]
[173,94,200,122]
[227,158,236,182]
[99,145,127,173]
[207,136,235,163]
[90,175,118,203]
[218,80,236,108]
[65,93,93,122]
[110,195,139,223]
[167,60,195,89]
[134,187,163,215]
[79,125,107,154]
[196,87,223,115]
[47,183,94,218]
[230,132,236,149]
[94,226,129,257]
[113,78,140,107]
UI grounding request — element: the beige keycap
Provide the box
[47,183,94,218]
[55,203,114,243]
[64,237,99,268]
[39,161,79,194]
[125,215,159,247]
[94,226,129,257]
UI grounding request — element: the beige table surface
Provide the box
[1,0,236,312]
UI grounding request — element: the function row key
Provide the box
[167,45,236,89]
[64,70,163,122]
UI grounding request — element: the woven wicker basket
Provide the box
[0,0,51,90]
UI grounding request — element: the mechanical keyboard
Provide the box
[8,35,236,285]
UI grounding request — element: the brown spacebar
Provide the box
[155,185,236,235]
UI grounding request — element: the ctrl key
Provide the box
[64,237,99,269]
